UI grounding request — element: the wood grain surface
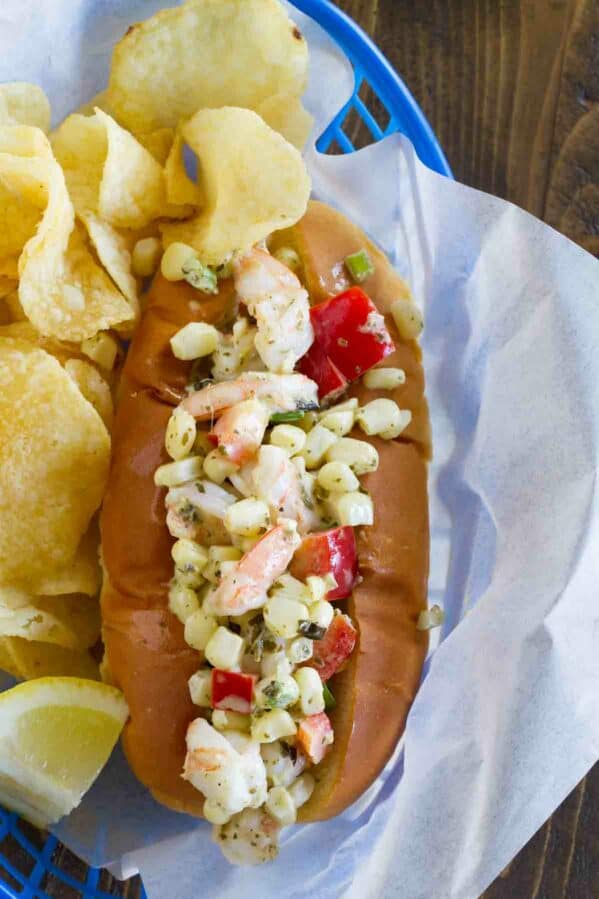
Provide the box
[334,1,599,898]
[2,2,596,898]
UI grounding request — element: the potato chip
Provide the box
[0,127,134,340]
[65,359,114,430]
[164,129,203,207]
[0,258,19,278]
[161,107,311,265]
[0,277,17,300]
[0,637,99,681]
[256,93,314,150]
[107,0,308,134]
[80,211,139,313]
[137,127,174,165]
[0,320,80,363]
[0,338,110,585]
[25,523,101,598]
[52,108,166,229]
[1,290,24,321]
[0,591,100,650]
[0,83,51,132]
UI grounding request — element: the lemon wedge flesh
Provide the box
[0,676,128,827]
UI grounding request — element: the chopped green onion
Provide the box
[322,682,336,709]
[344,248,375,284]
[182,258,219,294]
[298,621,326,640]
[416,604,445,631]
[270,410,306,424]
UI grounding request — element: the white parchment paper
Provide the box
[1,2,598,897]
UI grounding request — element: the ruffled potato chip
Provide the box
[80,212,139,313]
[52,108,166,229]
[0,83,51,132]
[0,320,80,363]
[24,524,101,598]
[256,92,314,150]
[0,591,101,651]
[107,0,308,135]
[137,127,174,165]
[164,129,203,207]
[0,637,99,681]
[0,338,110,585]
[65,359,114,430]
[161,107,311,265]
[0,127,134,340]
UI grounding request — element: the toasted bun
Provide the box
[101,201,429,820]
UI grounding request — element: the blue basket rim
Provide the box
[291,0,453,178]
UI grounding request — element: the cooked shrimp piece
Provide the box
[210,399,270,466]
[252,445,319,534]
[165,480,234,544]
[204,522,300,616]
[233,248,314,373]
[181,372,318,421]
[214,807,281,866]
[183,719,267,820]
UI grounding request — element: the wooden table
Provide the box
[335,1,599,897]
[4,2,597,898]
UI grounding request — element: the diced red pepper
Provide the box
[211,669,256,713]
[309,287,395,381]
[290,526,358,601]
[307,613,357,682]
[297,712,334,764]
[297,339,348,403]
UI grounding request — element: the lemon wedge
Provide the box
[0,676,128,827]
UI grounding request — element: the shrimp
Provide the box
[214,807,281,866]
[210,399,270,466]
[252,445,320,534]
[183,720,267,820]
[165,480,234,545]
[233,248,314,373]
[204,522,300,616]
[180,371,318,421]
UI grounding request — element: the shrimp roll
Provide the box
[101,201,430,864]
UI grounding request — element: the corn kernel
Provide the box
[308,599,334,630]
[204,626,244,669]
[316,461,359,493]
[357,398,410,439]
[184,608,218,651]
[264,594,306,639]
[212,710,251,732]
[203,449,238,484]
[325,437,379,475]
[188,669,212,706]
[154,454,204,487]
[288,773,315,808]
[165,407,197,460]
[329,491,374,527]
[168,582,200,623]
[391,298,424,340]
[80,331,119,371]
[270,424,307,456]
[224,498,271,538]
[293,667,325,715]
[265,786,297,825]
[363,367,406,390]
[170,321,219,361]
[300,424,338,469]
[132,237,162,278]
[251,709,297,743]
[161,241,196,281]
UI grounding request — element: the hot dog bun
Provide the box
[100,200,429,820]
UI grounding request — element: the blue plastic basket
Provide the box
[0,1,451,896]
